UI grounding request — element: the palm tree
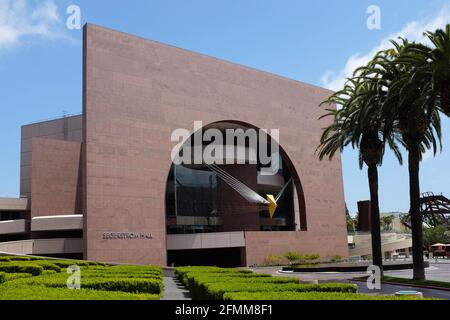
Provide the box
[361,39,443,280]
[381,215,394,231]
[317,77,402,275]
[400,25,450,115]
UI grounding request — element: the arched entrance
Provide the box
[165,121,307,266]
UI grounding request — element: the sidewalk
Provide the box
[162,276,192,300]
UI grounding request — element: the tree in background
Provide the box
[423,226,450,248]
[381,215,395,231]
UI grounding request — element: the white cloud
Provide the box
[0,0,70,48]
[321,8,450,91]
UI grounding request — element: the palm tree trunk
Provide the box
[368,164,383,275]
[408,145,425,280]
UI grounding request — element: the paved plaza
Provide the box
[252,260,450,299]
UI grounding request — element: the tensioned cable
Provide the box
[275,178,293,202]
[205,164,269,204]
[207,164,267,204]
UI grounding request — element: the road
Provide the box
[251,261,450,299]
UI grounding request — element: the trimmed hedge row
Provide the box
[0,264,43,276]
[193,282,357,300]
[4,273,33,282]
[223,291,433,300]
[21,275,163,294]
[0,256,44,262]
[0,283,160,300]
[175,267,254,286]
[175,266,357,300]
[0,256,164,300]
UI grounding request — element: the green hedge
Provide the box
[3,273,33,282]
[13,271,163,295]
[223,291,432,300]
[382,276,450,289]
[0,264,43,276]
[175,267,255,287]
[0,261,61,273]
[32,261,61,273]
[195,282,357,300]
[6,256,31,261]
[0,284,160,300]
[175,266,359,300]
[80,278,163,294]
[0,257,164,300]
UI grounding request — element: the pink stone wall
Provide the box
[83,24,347,265]
[21,115,82,197]
[30,138,83,217]
[244,231,349,266]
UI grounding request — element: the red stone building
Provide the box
[0,24,348,266]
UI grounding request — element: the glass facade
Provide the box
[165,123,298,234]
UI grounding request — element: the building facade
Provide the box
[0,24,348,266]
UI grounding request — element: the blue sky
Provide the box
[0,0,449,215]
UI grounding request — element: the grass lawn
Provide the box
[0,255,163,300]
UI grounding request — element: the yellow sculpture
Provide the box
[266,194,278,219]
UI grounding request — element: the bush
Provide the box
[7,256,31,261]
[39,277,163,294]
[0,257,10,262]
[304,253,320,262]
[42,270,57,275]
[223,291,430,300]
[330,255,343,263]
[175,266,356,300]
[3,273,33,281]
[197,282,357,300]
[0,284,160,300]
[82,278,163,294]
[0,264,43,276]
[33,262,61,273]
[264,254,283,266]
[0,258,164,300]
[284,251,302,265]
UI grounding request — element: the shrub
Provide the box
[0,264,43,276]
[0,258,164,300]
[27,257,45,261]
[223,291,430,300]
[264,254,283,266]
[198,282,357,300]
[0,257,10,262]
[7,256,31,261]
[33,262,61,273]
[83,278,163,294]
[303,253,320,262]
[175,266,356,300]
[284,251,302,265]
[43,277,163,294]
[42,270,57,275]
[4,273,33,281]
[0,284,160,300]
[330,255,343,263]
